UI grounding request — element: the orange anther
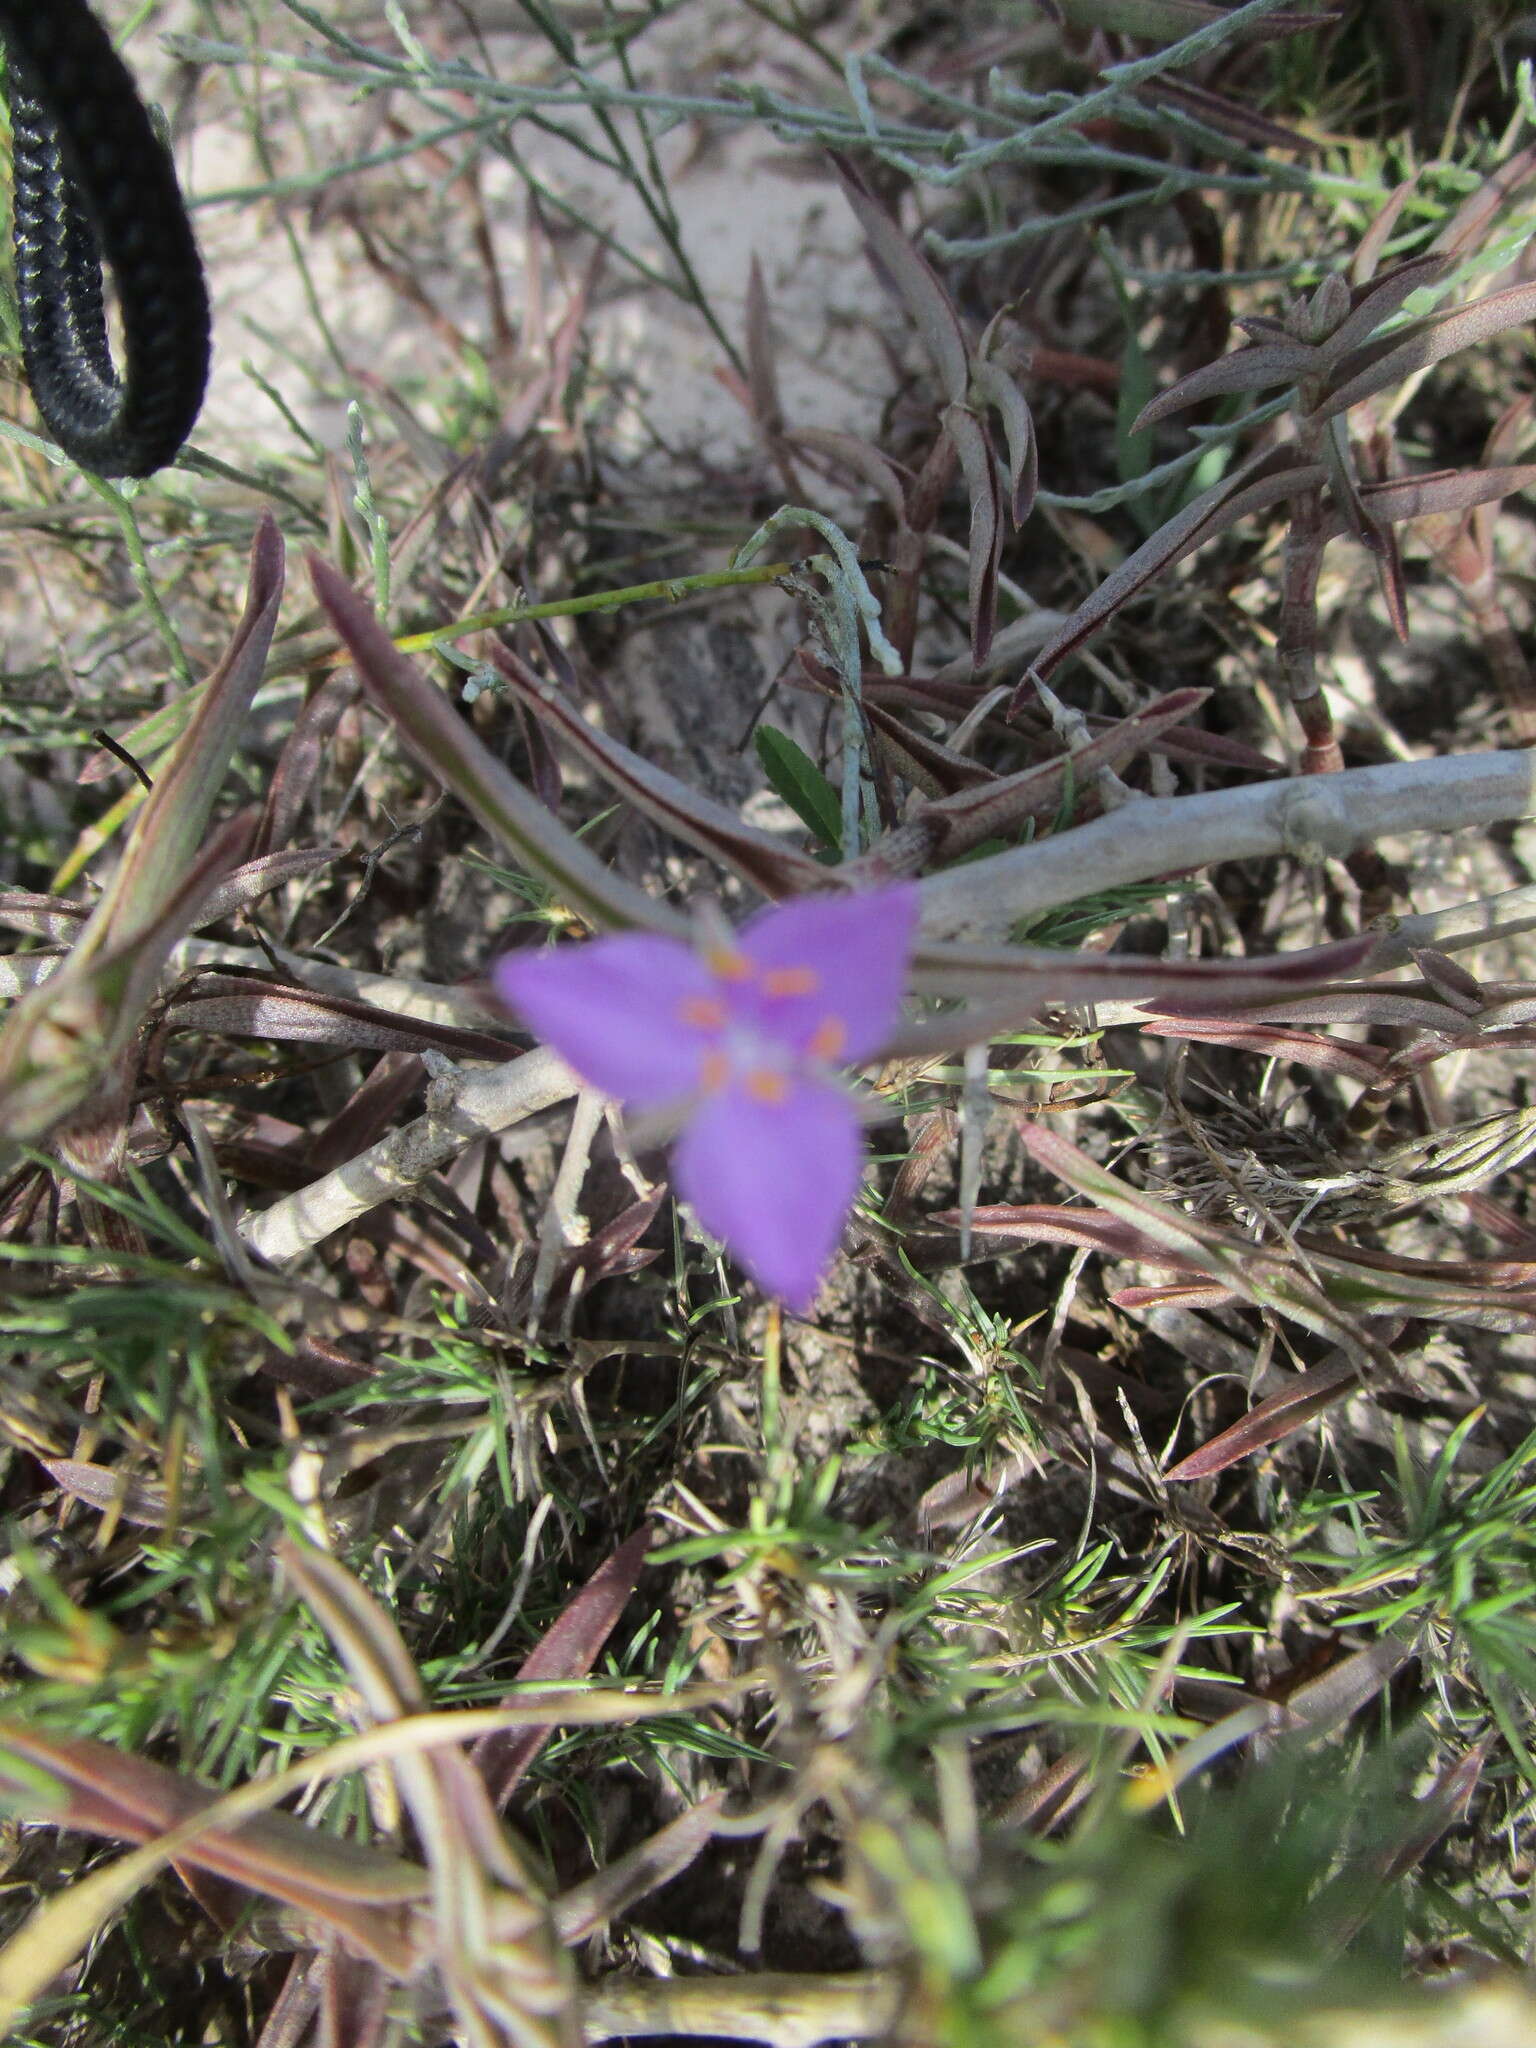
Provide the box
[700,1050,729,1093]
[806,1016,847,1062]
[763,965,819,998]
[679,995,728,1030]
[744,1068,790,1105]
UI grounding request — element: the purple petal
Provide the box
[674,1074,864,1313]
[737,885,918,1066]
[494,934,716,1107]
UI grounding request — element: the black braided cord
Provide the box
[0,0,209,477]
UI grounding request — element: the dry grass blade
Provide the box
[1053,0,1337,32]
[0,516,285,1149]
[0,1685,748,2032]
[281,1538,581,2047]
[579,1971,902,2045]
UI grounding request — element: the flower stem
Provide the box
[393,560,800,654]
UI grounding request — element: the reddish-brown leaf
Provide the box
[1023,447,1324,688]
[941,402,1002,665]
[472,1527,653,1811]
[1164,1355,1363,1481]
[488,643,829,900]
[36,1458,172,1526]
[1320,282,1536,423]
[830,153,970,405]
[1134,341,1317,431]
[165,977,515,1061]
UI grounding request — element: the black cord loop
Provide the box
[0,0,210,478]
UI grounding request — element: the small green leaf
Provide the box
[1101,236,1156,507]
[755,725,843,851]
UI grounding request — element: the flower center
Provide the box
[678,950,846,1101]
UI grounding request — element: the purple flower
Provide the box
[494,886,919,1314]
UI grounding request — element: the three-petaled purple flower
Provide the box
[494,886,919,1313]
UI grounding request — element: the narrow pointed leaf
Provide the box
[165,977,518,1060]
[830,152,969,404]
[1137,1017,1389,1083]
[782,427,907,516]
[941,403,1002,665]
[905,932,1371,1007]
[98,514,285,952]
[0,811,257,1146]
[1163,1355,1362,1481]
[489,643,828,899]
[755,725,846,848]
[36,1459,172,1526]
[744,253,785,437]
[932,1202,1188,1266]
[473,1528,652,1810]
[1431,139,1536,259]
[887,688,1207,866]
[1134,341,1317,431]
[1025,447,1323,684]
[1323,463,1536,538]
[554,1794,725,1944]
[1320,282,1536,423]
[195,848,342,922]
[0,519,287,1145]
[0,892,87,941]
[1281,1636,1417,1737]
[1321,251,1450,362]
[0,1720,429,1948]
[255,669,359,857]
[971,357,1038,525]
[310,556,680,935]
[282,1538,580,2045]
[1137,75,1317,155]
[1056,0,1338,34]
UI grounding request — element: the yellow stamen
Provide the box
[679,995,728,1030]
[705,946,752,982]
[763,964,818,998]
[745,1068,789,1105]
[700,1049,729,1093]
[806,1016,846,1061]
